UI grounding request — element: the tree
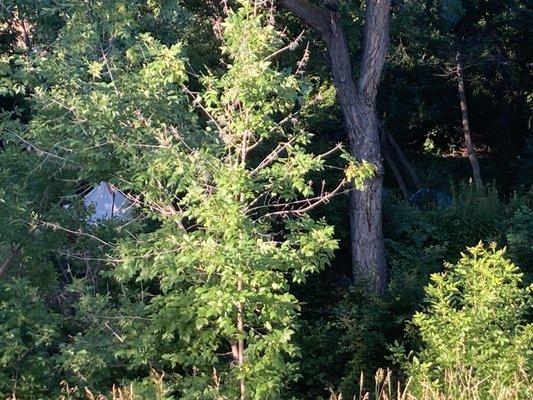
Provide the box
[438,0,483,188]
[280,0,391,293]
[15,0,360,397]
[456,52,482,188]
[383,0,529,189]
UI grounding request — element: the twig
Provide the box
[181,85,225,138]
[38,220,115,248]
[316,142,343,159]
[250,136,299,176]
[262,178,349,217]
[9,132,82,167]
[265,30,306,61]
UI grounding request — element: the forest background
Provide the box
[0,1,531,399]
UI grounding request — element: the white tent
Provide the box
[83,182,132,223]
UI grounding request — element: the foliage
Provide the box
[331,367,532,400]
[506,205,533,283]
[399,243,532,399]
[293,184,531,398]
[2,0,342,398]
[383,0,532,192]
[111,2,338,396]
[0,0,531,399]
[0,278,59,398]
[343,155,377,191]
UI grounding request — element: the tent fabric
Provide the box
[83,182,132,222]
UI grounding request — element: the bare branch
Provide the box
[250,136,299,176]
[316,142,343,160]
[296,41,311,75]
[265,30,306,61]
[181,85,227,143]
[381,131,409,198]
[38,220,115,248]
[263,178,349,217]
[9,132,82,167]
[383,128,422,190]
[0,244,22,279]
[99,44,120,95]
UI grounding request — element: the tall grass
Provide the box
[330,366,531,400]
[54,365,531,399]
[59,381,135,400]
[57,370,168,400]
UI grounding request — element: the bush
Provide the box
[507,205,533,284]
[443,184,508,247]
[401,243,532,399]
[332,367,532,400]
[0,279,60,398]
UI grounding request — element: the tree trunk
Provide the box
[384,129,422,190]
[381,128,410,198]
[280,0,390,293]
[456,53,482,189]
[236,277,245,399]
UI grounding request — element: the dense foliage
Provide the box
[400,243,532,399]
[0,0,531,399]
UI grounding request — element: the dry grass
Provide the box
[54,365,531,399]
[58,369,167,400]
[329,366,532,400]
[59,381,135,400]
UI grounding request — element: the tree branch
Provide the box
[384,129,422,190]
[380,129,409,197]
[263,178,349,218]
[357,0,391,99]
[0,244,22,279]
[38,220,115,248]
[279,0,331,33]
[265,29,306,61]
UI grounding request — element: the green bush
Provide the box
[0,279,60,398]
[401,243,532,399]
[507,205,533,284]
[443,184,508,248]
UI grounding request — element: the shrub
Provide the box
[0,279,60,398]
[401,243,532,399]
[443,184,508,247]
[507,205,533,284]
[332,367,532,400]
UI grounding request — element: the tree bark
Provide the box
[456,53,482,189]
[280,0,390,293]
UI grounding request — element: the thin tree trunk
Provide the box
[381,129,409,198]
[236,277,245,399]
[384,129,422,190]
[10,17,31,50]
[280,0,390,293]
[456,53,482,189]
